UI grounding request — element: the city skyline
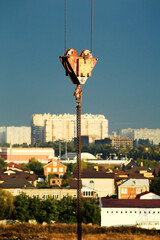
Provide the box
[0,0,160,133]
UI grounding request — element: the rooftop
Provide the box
[101,198,160,208]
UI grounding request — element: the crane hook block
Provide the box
[59,49,97,85]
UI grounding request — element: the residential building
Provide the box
[0,147,55,164]
[75,168,115,198]
[0,167,38,187]
[50,178,63,187]
[119,128,160,145]
[118,178,149,199]
[135,191,160,200]
[0,126,31,145]
[31,113,108,144]
[100,198,160,229]
[43,159,66,177]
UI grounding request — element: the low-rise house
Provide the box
[100,198,160,229]
[50,178,63,187]
[0,177,35,195]
[44,159,66,178]
[136,191,160,200]
[118,178,149,199]
[69,179,97,198]
[0,168,38,186]
[75,168,115,198]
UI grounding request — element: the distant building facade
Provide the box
[31,113,108,144]
[119,128,160,145]
[95,136,133,149]
[0,147,55,164]
[0,126,31,145]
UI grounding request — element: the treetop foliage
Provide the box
[0,192,100,224]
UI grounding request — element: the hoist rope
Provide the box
[65,0,67,53]
[91,0,93,53]
[64,0,93,53]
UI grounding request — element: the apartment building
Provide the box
[31,113,108,144]
[119,128,160,145]
[0,126,31,145]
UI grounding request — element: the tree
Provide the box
[58,196,77,223]
[82,198,100,224]
[13,193,31,222]
[38,197,59,223]
[27,158,44,175]
[0,157,7,171]
[0,190,14,220]
[150,179,160,195]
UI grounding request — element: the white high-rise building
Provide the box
[119,128,160,145]
[0,126,31,145]
[31,113,108,144]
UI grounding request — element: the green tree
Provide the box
[27,158,44,175]
[38,197,59,223]
[0,190,14,220]
[13,193,31,222]
[150,179,160,195]
[58,196,77,223]
[0,157,7,171]
[82,198,100,224]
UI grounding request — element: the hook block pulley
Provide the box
[59,48,97,85]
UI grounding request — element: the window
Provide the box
[121,188,127,194]
[33,195,39,198]
[47,167,51,172]
[136,188,142,194]
[43,195,49,199]
[53,168,57,172]
[53,194,58,199]
[59,167,63,172]
[53,162,57,166]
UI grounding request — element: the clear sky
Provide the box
[0,0,160,134]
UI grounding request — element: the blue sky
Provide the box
[0,0,160,133]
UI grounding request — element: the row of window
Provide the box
[83,191,93,196]
[47,167,64,172]
[33,194,77,199]
[121,188,145,194]
[106,210,160,214]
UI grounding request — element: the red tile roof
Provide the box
[101,198,160,208]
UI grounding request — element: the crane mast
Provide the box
[59,1,97,239]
